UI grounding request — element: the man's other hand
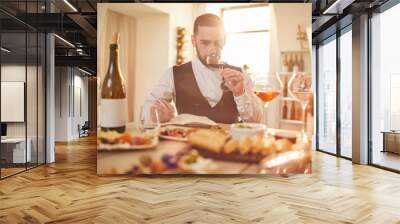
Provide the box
[220,68,245,97]
[150,100,175,123]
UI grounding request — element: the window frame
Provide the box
[314,24,353,161]
[368,0,400,173]
[0,0,47,180]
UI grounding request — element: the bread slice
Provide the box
[188,129,228,153]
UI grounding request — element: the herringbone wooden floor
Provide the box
[0,136,400,224]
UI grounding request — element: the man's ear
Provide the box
[191,35,196,48]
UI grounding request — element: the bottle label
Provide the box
[100,98,127,128]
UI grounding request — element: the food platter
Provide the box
[98,138,158,151]
[97,131,158,151]
[188,128,298,163]
[159,135,188,142]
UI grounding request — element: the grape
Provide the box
[161,154,178,168]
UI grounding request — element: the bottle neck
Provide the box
[107,44,122,79]
[109,45,119,69]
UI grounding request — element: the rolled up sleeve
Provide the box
[233,74,264,123]
[142,68,176,121]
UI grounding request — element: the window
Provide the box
[371,2,400,171]
[221,5,270,74]
[316,27,352,159]
[0,1,46,179]
[339,28,352,158]
[317,37,337,155]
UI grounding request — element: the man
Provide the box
[143,13,264,124]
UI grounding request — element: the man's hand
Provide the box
[220,68,245,97]
[150,100,175,123]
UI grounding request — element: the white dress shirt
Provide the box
[143,57,264,122]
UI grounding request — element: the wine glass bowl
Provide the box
[288,72,312,107]
[287,72,312,136]
[254,87,280,103]
[252,75,281,108]
[205,53,221,67]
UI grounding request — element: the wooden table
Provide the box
[97,127,300,175]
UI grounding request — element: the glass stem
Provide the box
[264,102,270,109]
[301,104,308,136]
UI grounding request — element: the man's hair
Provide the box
[193,13,224,35]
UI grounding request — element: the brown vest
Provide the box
[173,62,240,124]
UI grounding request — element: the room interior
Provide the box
[0,0,400,222]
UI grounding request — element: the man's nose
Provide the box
[208,48,217,56]
[209,44,221,55]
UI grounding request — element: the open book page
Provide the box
[162,114,218,127]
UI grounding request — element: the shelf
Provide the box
[281,97,297,101]
[280,119,303,124]
[277,71,310,75]
[280,50,310,54]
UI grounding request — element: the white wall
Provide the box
[1,65,26,141]
[1,65,30,137]
[72,74,89,138]
[78,75,89,123]
[269,4,312,128]
[1,64,45,163]
[143,3,194,66]
[133,14,169,121]
[55,67,68,141]
[98,3,194,122]
[54,67,89,141]
[1,66,25,130]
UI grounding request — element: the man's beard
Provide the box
[195,47,208,67]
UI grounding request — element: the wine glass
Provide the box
[253,75,281,109]
[288,71,312,138]
[139,105,160,136]
[275,72,285,94]
[205,52,230,92]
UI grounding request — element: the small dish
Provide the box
[159,126,196,142]
[230,123,266,139]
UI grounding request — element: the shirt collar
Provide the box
[193,56,222,78]
[193,56,208,70]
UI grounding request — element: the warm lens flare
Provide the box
[264,150,304,168]
[260,146,312,175]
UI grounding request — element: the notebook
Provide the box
[162,114,218,128]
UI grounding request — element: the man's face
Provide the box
[191,26,225,65]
